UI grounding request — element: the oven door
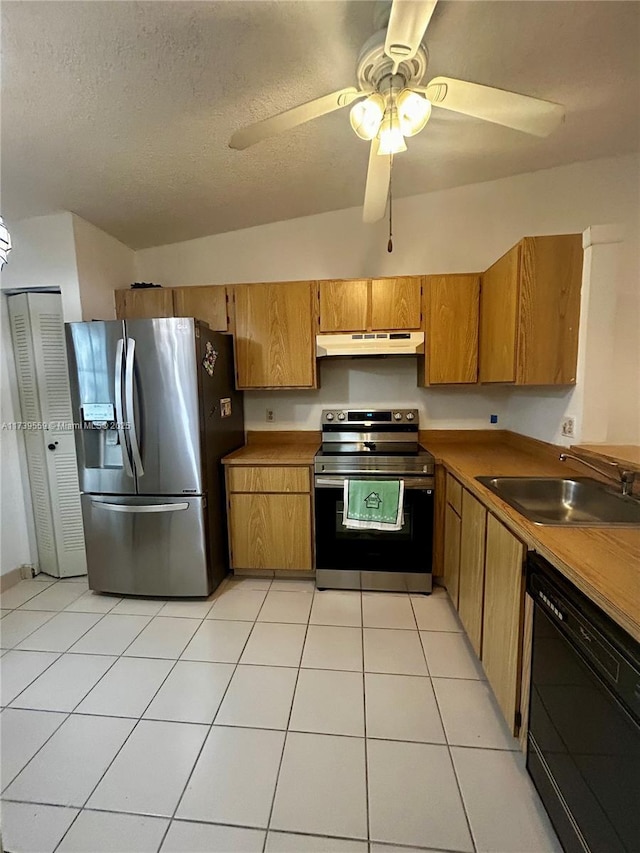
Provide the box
[314,476,434,577]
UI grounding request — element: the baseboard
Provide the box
[0,564,35,592]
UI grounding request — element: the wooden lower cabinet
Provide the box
[443,503,461,607]
[481,514,527,733]
[457,490,487,655]
[227,465,313,571]
[229,493,312,571]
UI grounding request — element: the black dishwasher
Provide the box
[526,552,640,853]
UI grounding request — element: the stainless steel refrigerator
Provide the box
[65,318,244,597]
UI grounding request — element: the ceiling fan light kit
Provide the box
[377,110,407,156]
[350,93,386,141]
[229,0,565,226]
[397,89,432,136]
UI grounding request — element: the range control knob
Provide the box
[393,412,403,421]
[325,412,334,421]
[337,411,346,421]
[406,412,415,421]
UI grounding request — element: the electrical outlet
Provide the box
[561,416,576,438]
[266,409,275,423]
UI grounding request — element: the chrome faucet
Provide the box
[559,452,638,497]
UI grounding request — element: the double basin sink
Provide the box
[476,476,640,527]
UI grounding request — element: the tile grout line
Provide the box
[361,590,371,848]
[50,599,223,853]
[153,581,272,853]
[3,602,116,706]
[261,584,315,851]
[425,625,479,853]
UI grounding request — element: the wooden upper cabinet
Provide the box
[172,286,228,331]
[481,514,526,733]
[480,234,583,385]
[318,277,422,333]
[233,281,317,389]
[319,280,368,332]
[422,275,480,385]
[114,288,174,320]
[371,277,422,330]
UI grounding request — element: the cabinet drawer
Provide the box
[227,466,310,493]
[446,474,462,515]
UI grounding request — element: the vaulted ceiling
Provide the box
[2,1,639,248]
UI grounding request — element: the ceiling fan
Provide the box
[229,0,565,224]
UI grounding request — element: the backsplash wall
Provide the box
[243,358,512,432]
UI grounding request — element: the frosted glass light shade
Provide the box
[377,112,407,155]
[350,93,385,140]
[397,89,432,136]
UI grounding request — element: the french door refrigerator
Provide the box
[65,318,244,597]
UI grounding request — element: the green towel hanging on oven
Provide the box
[343,479,404,531]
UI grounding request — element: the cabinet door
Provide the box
[458,489,486,655]
[443,503,461,608]
[319,280,368,332]
[233,282,316,388]
[424,275,479,384]
[229,493,312,570]
[173,286,228,331]
[516,235,582,385]
[481,514,526,733]
[371,277,421,330]
[479,245,520,382]
[114,288,174,320]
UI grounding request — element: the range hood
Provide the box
[316,331,424,357]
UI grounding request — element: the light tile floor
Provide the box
[0,576,561,853]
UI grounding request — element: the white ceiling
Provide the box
[2,1,639,249]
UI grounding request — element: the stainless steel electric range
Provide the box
[314,409,435,593]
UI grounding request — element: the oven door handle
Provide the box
[315,476,434,490]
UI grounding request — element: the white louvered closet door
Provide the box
[8,293,87,578]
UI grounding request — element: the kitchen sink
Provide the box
[475,476,640,526]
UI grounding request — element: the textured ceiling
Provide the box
[2,1,639,249]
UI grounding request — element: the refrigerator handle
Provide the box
[115,338,133,478]
[91,501,189,513]
[125,337,145,476]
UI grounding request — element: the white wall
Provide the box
[136,155,640,440]
[248,358,511,431]
[72,214,135,320]
[0,212,85,575]
[0,211,82,319]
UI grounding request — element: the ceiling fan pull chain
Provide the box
[387,152,393,253]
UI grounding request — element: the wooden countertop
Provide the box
[222,437,319,466]
[571,444,640,471]
[423,437,640,642]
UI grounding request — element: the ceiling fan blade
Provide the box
[422,76,565,137]
[229,87,363,150]
[363,138,391,224]
[385,0,438,72]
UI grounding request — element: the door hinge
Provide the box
[515,710,522,729]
